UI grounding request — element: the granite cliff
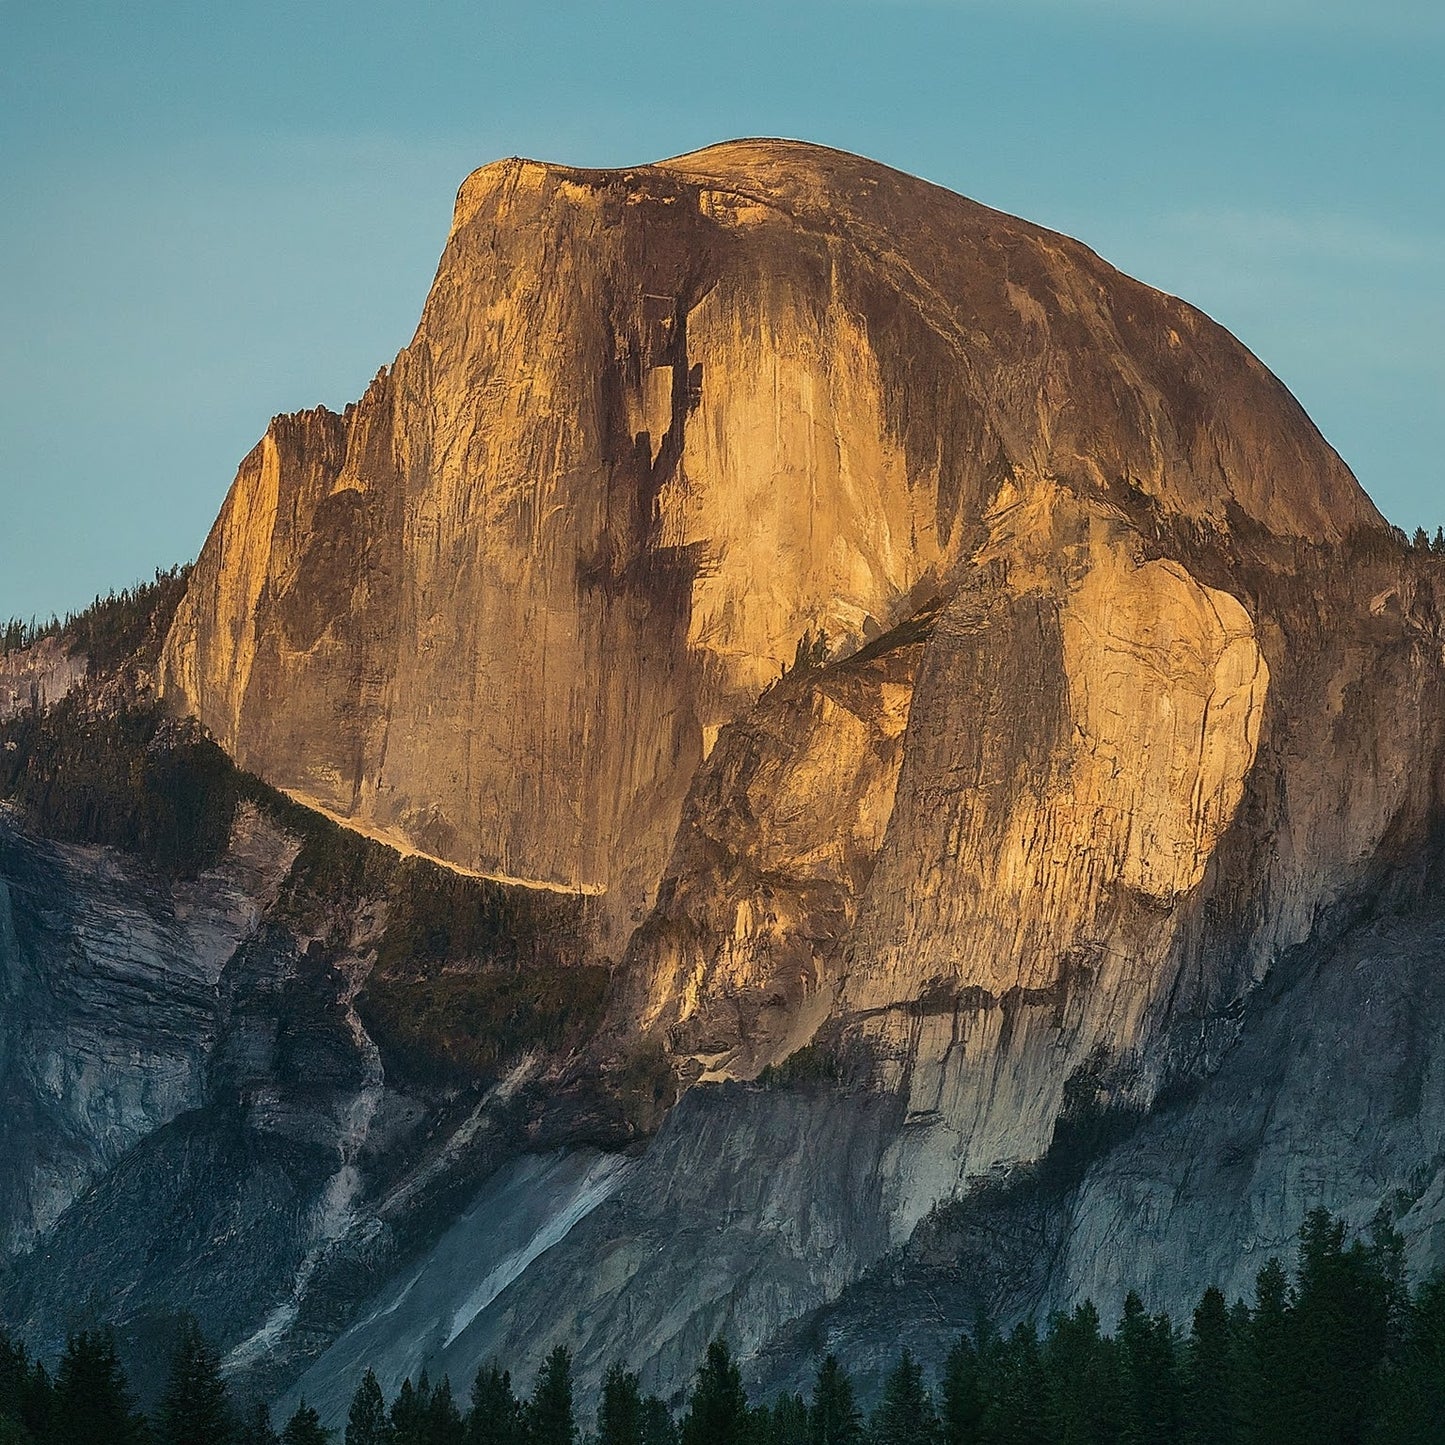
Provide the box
[3,141,1443,1419]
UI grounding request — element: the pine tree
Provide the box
[680,1341,750,1445]
[1183,1288,1239,1445]
[599,1363,644,1445]
[240,1401,282,1445]
[390,1375,421,1445]
[1432,526,1445,556]
[1116,1291,1180,1445]
[639,1393,677,1445]
[870,1351,939,1445]
[940,1335,982,1445]
[982,1322,1049,1445]
[428,1377,465,1445]
[51,1330,146,1445]
[392,1375,431,1445]
[347,1369,392,1445]
[809,1354,861,1445]
[158,1316,236,1445]
[468,1364,521,1445]
[526,1348,576,1445]
[1369,1268,1445,1444]
[1290,1209,1393,1445]
[1045,1300,1128,1445]
[1238,1257,1292,1445]
[283,1400,332,1445]
[767,1392,810,1445]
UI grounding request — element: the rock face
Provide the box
[0,640,86,722]
[6,139,1444,1417]
[0,802,298,1257]
[160,139,1379,942]
[0,796,600,1404]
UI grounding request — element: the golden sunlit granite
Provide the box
[160,138,1445,1230]
[162,140,1381,950]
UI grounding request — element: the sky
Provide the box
[2,0,1441,621]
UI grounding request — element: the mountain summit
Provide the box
[160,139,1381,928]
[4,143,1440,1418]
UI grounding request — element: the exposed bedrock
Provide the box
[161,139,1383,947]
[3,138,1438,1412]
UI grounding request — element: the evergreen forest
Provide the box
[2,1208,1443,1444]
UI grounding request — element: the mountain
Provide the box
[4,140,1443,1422]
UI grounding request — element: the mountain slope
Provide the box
[4,140,1442,1420]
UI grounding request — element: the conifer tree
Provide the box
[468,1364,521,1445]
[681,1341,750,1445]
[391,1378,426,1445]
[638,1393,677,1445]
[809,1354,861,1445]
[1045,1300,1128,1445]
[982,1322,1048,1445]
[1183,1288,1239,1445]
[870,1350,939,1445]
[283,1400,332,1445]
[239,1401,282,1445]
[428,1377,465,1445]
[346,1369,392,1445]
[598,1363,644,1445]
[767,1391,809,1445]
[51,1330,146,1445]
[1239,1257,1292,1445]
[1369,1268,1445,1443]
[1116,1291,1179,1445]
[1290,1208,1393,1445]
[526,1347,576,1445]
[158,1316,236,1445]
[939,1335,982,1445]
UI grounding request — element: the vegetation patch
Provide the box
[756,1042,842,1089]
[0,699,242,877]
[2,565,190,672]
[359,964,610,1084]
[3,1206,1444,1443]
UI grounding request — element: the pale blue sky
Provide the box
[2,0,1441,619]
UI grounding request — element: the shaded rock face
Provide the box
[0,802,298,1256]
[0,801,571,1403]
[0,641,86,723]
[411,1085,904,1416]
[745,872,1445,1405]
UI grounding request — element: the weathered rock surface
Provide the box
[743,871,1445,1403]
[161,138,1381,944]
[0,640,86,722]
[6,139,1445,1420]
[0,801,298,1255]
[0,798,586,1404]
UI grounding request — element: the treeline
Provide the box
[2,1208,1443,1443]
[0,695,607,1086]
[0,698,241,876]
[1,566,190,671]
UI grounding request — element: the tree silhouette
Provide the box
[50,1331,145,1445]
[681,1341,750,1445]
[526,1348,575,1445]
[870,1350,939,1445]
[345,1369,391,1445]
[809,1354,862,1445]
[157,1316,235,1445]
